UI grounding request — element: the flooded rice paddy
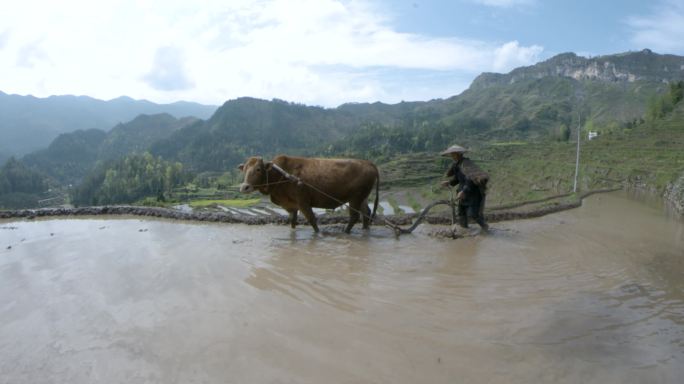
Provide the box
[1,192,683,383]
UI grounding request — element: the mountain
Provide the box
[472,49,684,86]
[22,129,106,186]
[421,49,684,141]
[0,151,9,165]
[150,50,683,171]
[0,157,50,209]
[98,113,199,161]
[13,49,684,180]
[150,98,418,170]
[0,92,217,157]
[22,113,195,185]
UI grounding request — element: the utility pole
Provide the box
[573,111,581,193]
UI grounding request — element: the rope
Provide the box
[251,179,292,188]
[266,163,483,236]
[249,163,298,188]
[268,163,407,234]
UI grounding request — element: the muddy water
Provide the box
[1,192,683,384]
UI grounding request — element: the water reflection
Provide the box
[1,192,684,383]
[626,187,684,222]
[246,228,376,312]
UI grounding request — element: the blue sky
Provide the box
[383,0,674,57]
[0,0,682,107]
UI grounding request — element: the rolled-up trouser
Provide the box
[458,203,487,228]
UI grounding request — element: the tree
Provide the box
[555,124,571,141]
[72,153,190,206]
[669,81,683,105]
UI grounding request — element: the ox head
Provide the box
[237,156,272,193]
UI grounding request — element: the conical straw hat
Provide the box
[440,145,468,156]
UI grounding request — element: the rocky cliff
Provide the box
[472,49,684,89]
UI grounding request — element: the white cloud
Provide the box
[0,29,9,50]
[143,47,194,91]
[470,0,535,8]
[493,41,543,72]
[0,0,544,106]
[16,40,49,68]
[628,0,684,53]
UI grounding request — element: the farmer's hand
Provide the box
[441,180,450,188]
[457,191,465,200]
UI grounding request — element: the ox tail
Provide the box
[371,171,380,221]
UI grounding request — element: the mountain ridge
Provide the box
[471,49,684,89]
[0,92,217,159]
[146,49,684,171]
[22,113,195,185]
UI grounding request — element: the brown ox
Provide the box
[238,155,379,233]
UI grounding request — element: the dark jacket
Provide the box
[446,159,483,207]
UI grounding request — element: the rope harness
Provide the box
[268,163,384,226]
[253,163,456,236]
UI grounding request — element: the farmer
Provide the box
[440,145,489,231]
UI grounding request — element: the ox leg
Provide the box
[300,205,319,233]
[345,201,362,234]
[361,198,371,230]
[288,209,298,229]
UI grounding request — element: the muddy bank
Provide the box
[0,188,622,227]
[0,205,415,226]
[665,172,684,215]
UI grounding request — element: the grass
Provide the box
[386,196,403,214]
[490,141,528,146]
[406,192,422,212]
[375,102,684,209]
[189,198,261,208]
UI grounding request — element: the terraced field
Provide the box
[374,102,684,211]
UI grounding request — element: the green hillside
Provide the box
[378,99,684,208]
[153,50,682,172]
[0,158,50,209]
[149,98,418,171]
[99,114,199,161]
[22,129,107,186]
[22,114,194,185]
[432,77,663,141]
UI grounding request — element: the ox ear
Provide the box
[237,163,244,171]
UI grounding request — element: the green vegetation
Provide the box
[146,51,679,172]
[387,196,402,214]
[491,141,528,146]
[646,81,684,121]
[22,114,195,186]
[0,158,50,209]
[72,153,187,206]
[22,129,106,185]
[98,114,198,162]
[406,192,422,212]
[374,100,684,208]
